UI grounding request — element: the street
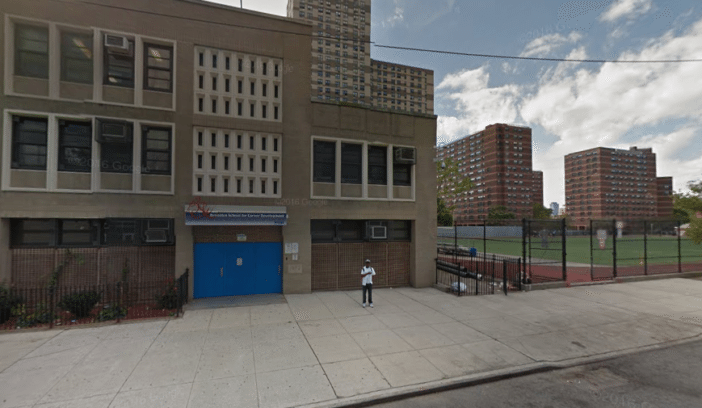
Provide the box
[374,339,702,408]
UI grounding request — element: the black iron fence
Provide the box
[436,250,522,296]
[438,218,701,284]
[0,270,189,330]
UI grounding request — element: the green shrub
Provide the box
[97,304,127,322]
[58,290,102,318]
[13,303,56,328]
[0,285,23,325]
[155,280,179,310]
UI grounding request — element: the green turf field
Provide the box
[438,235,702,266]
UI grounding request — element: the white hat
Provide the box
[365,259,371,263]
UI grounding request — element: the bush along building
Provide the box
[0,0,437,298]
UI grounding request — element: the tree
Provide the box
[437,198,453,226]
[487,205,515,220]
[673,208,690,224]
[436,157,473,220]
[675,180,702,244]
[532,203,553,219]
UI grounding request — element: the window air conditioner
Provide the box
[143,219,172,244]
[104,34,132,55]
[95,119,133,143]
[371,225,387,240]
[394,147,416,164]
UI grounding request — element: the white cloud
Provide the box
[520,31,583,58]
[383,2,405,28]
[437,16,702,204]
[599,0,653,23]
[436,67,522,144]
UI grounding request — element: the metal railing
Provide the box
[1,273,189,330]
[436,251,522,296]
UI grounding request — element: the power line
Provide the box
[44,0,702,64]
[373,44,702,64]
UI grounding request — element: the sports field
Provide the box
[438,235,702,266]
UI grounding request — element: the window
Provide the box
[224,134,230,148]
[261,158,267,172]
[389,220,411,241]
[225,100,230,114]
[275,64,279,76]
[250,81,255,95]
[262,83,267,97]
[274,106,279,120]
[274,85,279,98]
[273,159,278,173]
[237,156,242,171]
[225,78,230,92]
[198,75,204,89]
[251,60,255,74]
[238,58,243,71]
[311,220,335,243]
[249,179,254,193]
[262,137,267,151]
[263,62,267,75]
[144,43,173,91]
[211,155,216,170]
[237,178,242,193]
[199,52,204,66]
[273,180,278,194]
[142,126,171,175]
[60,219,95,246]
[197,154,203,169]
[12,116,48,170]
[15,24,49,78]
[274,138,279,152]
[261,180,266,194]
[198,98,203,112]
[225,56,230,70]
[11,219,56,247]
[249,136,255,150]
[238,80,243,93]
[197,177,202,192]
[237,135,242,149]
[100,121,133,174]
[341,143,362,184]
[198,132,203,146]
[212,54,217,68]
[313,141,335,183]
[60,31,93,83]
[212,77,217,91]
[104,37,135,87]
[58,120,91,172]
[211,133,217,147]
[393,148,412,186]
[224,156,229,170]
[249,157,254,172]
[224,178,229,193]
[250,103,255,117]
[368,146,387,185]
[211,177,216,192]
[237,102,242,116]
[262,105,267,118]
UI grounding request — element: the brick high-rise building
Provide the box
[287,0,434,115]
[532,170,543,208]
[564,146,673,229]
[436,124,540,225]
[369,60,434,115]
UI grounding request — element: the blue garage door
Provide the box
[194,243,282,298]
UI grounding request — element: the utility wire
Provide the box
[45,0,702,64]
[374,44,702,63]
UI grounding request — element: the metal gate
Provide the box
[524,219,566,283]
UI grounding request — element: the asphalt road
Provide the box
[373,339,702,408]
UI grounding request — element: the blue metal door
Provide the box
[194,242,282,298]
[194,243,229,299]
[253,243,283,294]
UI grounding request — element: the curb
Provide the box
[301,334,702,408]
[524,271,702,291]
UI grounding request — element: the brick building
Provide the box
[287,0,434,115]
[532,170,543,208]
[564,146,673,229]
[436,124,541,225]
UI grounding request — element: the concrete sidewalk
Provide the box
[1,279,702,408]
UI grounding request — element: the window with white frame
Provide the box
[11,116,48,170]
[143,43,173,92]
[14,24,49,78]
[60,31,93,83]
[103,35,135,87]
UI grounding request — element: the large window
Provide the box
[389,220,411,241]
[99,121,133,173]
[10,219,55,247]
[393,147,412,186]
[141,126,171,175]
[60,31,93,83]
[11,116,48,170]
[15,24,48,78]
[143,43,173,92]
[341,143,362,184]
[10,219,100,247]
[368,145,387,185]
[58,120,92,172]
[104,37,135,87]
[313,141,335,183]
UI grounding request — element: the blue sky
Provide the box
[216,0,702,207]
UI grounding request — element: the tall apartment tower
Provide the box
[287,0,434,115]
[436,124,538,225]
[564,146,673,229]
[287,0,372,106]
[532,170,543,208]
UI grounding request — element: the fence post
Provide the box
[503,261,507,296]
[454,223,457,265]
[612,219,618,279]
[522,218,527,283]
[589,219,594,281]
[644,220,648,275]
[518,258,522,291]
[561,218,567,282]
[491,254,495,295]
[677,220,682,273]
[483,220,487,256]
[49,287,55,330]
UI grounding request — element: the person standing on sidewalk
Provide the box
[361,259,376,308]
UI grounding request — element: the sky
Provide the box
[215,0,702,207]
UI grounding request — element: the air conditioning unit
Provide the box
[366,221,387,240]
[394,147,416,164]
[143,219,172,244]
[95,119,133,143]
[104,34,132,55]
